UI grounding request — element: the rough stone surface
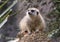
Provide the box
[18,31,52,42]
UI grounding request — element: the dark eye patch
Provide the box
[31,10,35,12]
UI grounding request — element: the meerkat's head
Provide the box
[26,8,40,18]
[26,8,46,29]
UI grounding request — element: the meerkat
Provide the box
[17,8,46,38]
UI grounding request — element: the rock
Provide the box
[18,31,52,42]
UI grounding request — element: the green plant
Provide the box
[48,0,60,38]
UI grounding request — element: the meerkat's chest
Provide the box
[27,18,41,28]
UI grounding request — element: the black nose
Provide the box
[28,12,32,15]
[31,10,34,12]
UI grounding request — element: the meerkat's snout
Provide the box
[28,10,35,15]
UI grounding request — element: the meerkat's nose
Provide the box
[28,12,32,15]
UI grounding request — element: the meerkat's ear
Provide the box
[37,12,39,15]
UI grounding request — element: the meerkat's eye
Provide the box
[31,10,35,12]
[37,12,39,15]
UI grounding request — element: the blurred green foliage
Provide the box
[48,0,60,38]
[0,10,12,23]
[0,0,9,9]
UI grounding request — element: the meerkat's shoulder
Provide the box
[20,15,30,22]
[19,15,30,26]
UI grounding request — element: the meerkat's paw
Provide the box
[17,32,24,39]
[17,30,31,39]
